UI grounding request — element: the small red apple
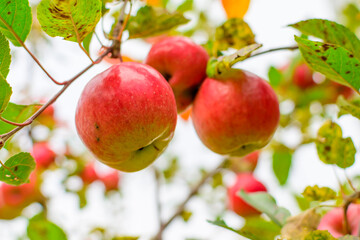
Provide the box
[317,204,360,237]
[192,69,279,156]
[75,62,177,172]
[145,36,209,113]
[292,63,316,89]
[80,163,99,184]
[100,171,120,191]
[31,142,56,169]
[227,173,267,217]
[229,151,259,173]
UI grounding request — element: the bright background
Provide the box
[2,0,360,239]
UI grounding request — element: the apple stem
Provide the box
[343,191,360,235]
[152,159,227,240]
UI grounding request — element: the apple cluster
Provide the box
[75,36,280,174]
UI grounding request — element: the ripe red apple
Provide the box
[227,173,267,217]
[31,142,56,169]
[145,36,209,113]
[317,204,360,237]
[229,151,259,173]
[192,69,279,156]
[75,62,177,172]
[292,63,316,89]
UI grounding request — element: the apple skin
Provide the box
[317,204,360,237]
[75,62,177,172]
[192,69,279,157]
[229,151,259,173]
[31,142,56,169]
[292,63,316,89]
[227,173,267,217]
[145,36,209,113]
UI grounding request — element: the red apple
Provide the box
[227,173,267,217]
[317,204,360,237]
[229,151,259,173]
[100,171,120,191]
[80,163,99,184]
[145,36,209,113]
[192,69,279,156]
[31,142,56,169]
[292,63,316,89]
[75,62,177,172]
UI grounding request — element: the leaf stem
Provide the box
[249,45,299,59]
[153,159,226,240]
[0,16,64,85]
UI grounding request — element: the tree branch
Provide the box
[153,159,226,240]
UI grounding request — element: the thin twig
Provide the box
[153,159,226,240]
[0,16,64,85]
[153,167,163,240]
[249,45,299,59]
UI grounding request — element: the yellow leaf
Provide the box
[221,0,251,19]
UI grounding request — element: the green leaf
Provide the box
[0,73,12,114]
[126,6,189,39]
[303,230,336,240]
[176,0,193,13]
[0,152,35,185]
[272,148,292,186]
[37,0,102,42]
[238,191,291,227]
[294,194,311,211]
[0,32,11,78]
[241,217,281,240]
[0,0,32,46]
[281,209,321,240]
[180,210,192,222]
[316,120,356,168]
[211,171,223,188]
[295,36,360,92]
[268,66,283,87]
[339,236,360,240]
[337,95,360,119]
[214,18,256,52]
[82,31,93,54]
[343,4,360,32]
[207,218,261,240]
[302,185,337,202]
[28,213,67,240]
[0,103,39,134]
[290,19,360,59]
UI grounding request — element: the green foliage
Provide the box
[302,185,337,202]
[176,0,193,13]
[213,18,256,53]
[0,74,12,115]
[290,19,360,59]
[295,36,360,93]
[180,210,192,222]
[163,157,179,181]
[0,152,35,185]
[272,147,292,186]
[294,194,311,211]
[0,0,32,46]
[126,6,189,39]
[339,236,360,240]
[0,103,39,134]
[211,171,223,188]
[303,230,336,240]
[0,32,11,78]
[239,191,291,227]
[82,31,94,54]
[281,209,321,240]
[316,121,356,168]
[343,3,360,31]
[37,0,102,42]
[27,213,67,240]
[268,66,283,87]
[337,95,360,119]
[241,217,281,240]
[207,218,261,240]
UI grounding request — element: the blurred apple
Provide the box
[227,173,267,217]
[31,142,56,169]
[100,171,120,191]
[75,62,177,172]
[80,163,99,185]
[228,151,259,173]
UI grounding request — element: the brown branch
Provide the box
[153,159,226,240]
[0,16,64,85]
[153,167,163,240]
[0,116,32,127]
